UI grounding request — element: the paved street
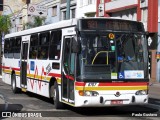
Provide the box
[0,79,160,120]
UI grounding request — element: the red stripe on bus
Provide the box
[47,73,61,77]
[1,66,20,71]
[75,82,86,86]
[12,68,20,71]
[1,66,10,69]
[98,82,148,86]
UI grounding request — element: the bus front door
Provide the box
[62,36,75,104]
[20,36,30,89]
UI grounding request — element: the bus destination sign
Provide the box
[78,19,144,32]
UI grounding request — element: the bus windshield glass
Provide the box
[77,32,148,81]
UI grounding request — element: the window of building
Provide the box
[80,0,83,7]
[88,0,93,4]
[38,32,50,59]
[52,6,57,16]
[100,0,104,3]
[63,11,66,20]
[71,9,75,18]
[29,34,38,59]
[49,30,62,60]
[61,0,67,4]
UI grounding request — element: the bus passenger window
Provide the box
[49,30,62,60]
[29,34,38,59]
[14,37,21,59]
[4,39,10,58]
[8,38,15,58]
[38,32,49,59]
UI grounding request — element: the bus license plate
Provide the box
[111,100,123,104]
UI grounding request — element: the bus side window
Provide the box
[38,32,49,59]
[4,39,10,58]
[29,34,38,59]
[8,38,15,58]
[49,30,61,60]
[14,37,21,59]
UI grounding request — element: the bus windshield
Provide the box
[77,32,148,81]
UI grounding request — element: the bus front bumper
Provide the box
[75,94,148,107]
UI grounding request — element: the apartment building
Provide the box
[60,0,76,20]
[3,0,44,32]
[76,0,96,18]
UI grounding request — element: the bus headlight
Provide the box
[78,90,99,96]
[135,90,147,95]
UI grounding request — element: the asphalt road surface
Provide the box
[0,80,160,120]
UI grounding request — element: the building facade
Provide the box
[97,0,158,82]
[3,0,44,32]
[76,0,96,18]
[157,0,160,82]
[60,0,76,20]
[36,0,61,24]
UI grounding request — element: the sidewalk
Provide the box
[149,82,160,99]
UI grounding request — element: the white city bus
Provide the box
[2,18,149,109]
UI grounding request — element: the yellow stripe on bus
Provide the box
[3,69,11,74]
[15,71,20,75]
[75,86,147,91]
[3,71,61,83]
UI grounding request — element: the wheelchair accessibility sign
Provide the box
[119,72,124,79]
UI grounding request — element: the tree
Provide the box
[0,15,11,74]
[0,15,11,34]
[33,16,45,27]
[24,16,46,29]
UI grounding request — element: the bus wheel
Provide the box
[11,74,21,93]
[52,82,64,109]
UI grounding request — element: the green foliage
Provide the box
[0,15,11,34]
[24,16,46,29]
[33,16,46,27]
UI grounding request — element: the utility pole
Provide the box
[66,0,70,20]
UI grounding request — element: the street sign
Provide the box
[28,4,47,17]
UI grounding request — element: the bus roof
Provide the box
[5,17,142,39]
[5,19,77,39]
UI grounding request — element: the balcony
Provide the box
[105,0,138,13]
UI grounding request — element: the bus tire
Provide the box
[11,74,21,93]
[51,82,64,109]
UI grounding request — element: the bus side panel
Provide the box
[2,58,20,85]
[27,78,37,94]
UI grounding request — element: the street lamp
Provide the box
[0,4,16,18]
